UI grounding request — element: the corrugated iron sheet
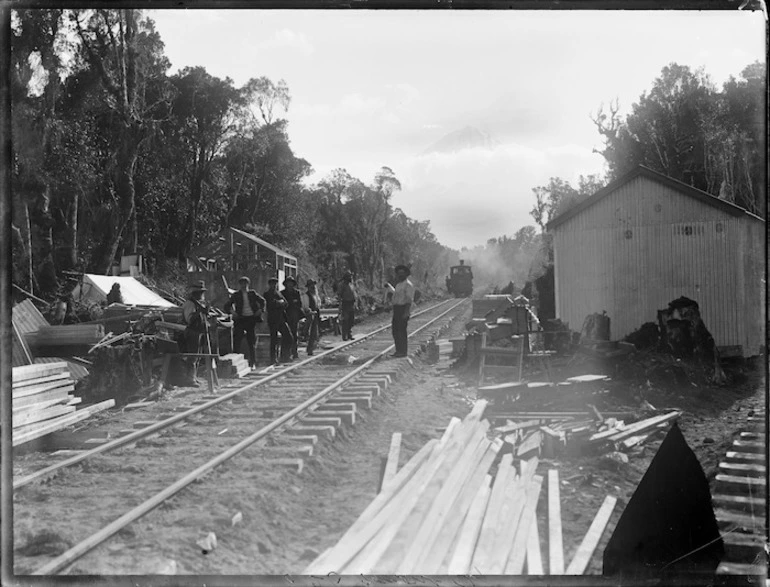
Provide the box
[552,175,764,356]
[12,299,89,380]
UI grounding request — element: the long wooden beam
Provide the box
[380,433,402,493]
[565,495,617,575]
[548,469,564,574]
[506,474,544,574]
[525,512,544,575]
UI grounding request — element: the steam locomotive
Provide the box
[445,260,473,297]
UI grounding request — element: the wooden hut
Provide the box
[187,227,298,306]
[546,166,764,357]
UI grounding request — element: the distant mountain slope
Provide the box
[423,126,498,154]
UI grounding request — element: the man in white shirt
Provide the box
[389,264,415,357]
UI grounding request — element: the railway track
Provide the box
[713,412,767,577]
[14,297,470,575]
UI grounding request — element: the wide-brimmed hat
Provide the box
[268,277,279,284]
[190,280,206,291]
[305,278,317,287]
[237,276,250,285]
[283,276,297,286]
[394,264,411,276]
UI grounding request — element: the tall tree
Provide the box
[72,9,172,272]
[11,9,67,294]
[168,66,241,258]
[592,61,765,217]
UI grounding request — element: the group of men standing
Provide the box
[228,275,321,367]
[181,264,416,380]
[333,264,416,358]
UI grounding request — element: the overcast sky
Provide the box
[149,9,765,250]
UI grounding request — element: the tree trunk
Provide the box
[62,189,79,270]
[30,184,58,295]
[12,188,34,292]
[183,156,206,258]
[99,128,140,273]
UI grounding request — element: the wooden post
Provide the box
[206,356,215,394]
[156,355,171,396]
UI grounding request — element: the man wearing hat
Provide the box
[390,265,416,358]
[264,277,293,364]
[182,281,209,383]
[338,272,358,341]
[303,279,321,355]
[281,276,303,360]
[225,276,266,369]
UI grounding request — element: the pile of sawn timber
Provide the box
[12,362,114,447]
[492,409,681,457]
[304,400,617,575]
[216,353,251,379]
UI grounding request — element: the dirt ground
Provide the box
[12,300,765,577]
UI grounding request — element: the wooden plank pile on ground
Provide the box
[305,400,618,575]
[491,408,681,458]
[12,299,90,380]
[12,362,114,447]
[26,324,106,348]
[471,295,515,321]
[216,353,251,379]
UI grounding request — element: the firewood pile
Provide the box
[305,400,618,575]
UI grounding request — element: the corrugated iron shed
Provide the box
[547,166,765,357]
[12,299,89,380]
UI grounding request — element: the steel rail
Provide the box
[15,299,456,490]
[34,297,468,575]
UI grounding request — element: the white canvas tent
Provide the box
[71,274,174,308]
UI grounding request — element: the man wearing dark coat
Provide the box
[182,280,209,383]
[264,277,293,364]
[387,265,416,358]
[338,272,357,341]
[281,276,303,359]
[304,279,321,356]
[225,276,266,369]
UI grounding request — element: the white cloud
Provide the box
[340,93,387,114]
[258,29,315,57]
[386,83,421,105]
[394,141,605,249]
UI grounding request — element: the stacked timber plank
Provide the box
[306,401,619,575]
[304,400,510,574]
[217,353,251,379]
[12,362,114,447]
[490,410,681,457]
[304,401,541,575]
[12,299,89,380]
[25,324,105,348]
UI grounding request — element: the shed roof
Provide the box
[190,227,297,262]
[229,228,296,261]
[546,166,765,231]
